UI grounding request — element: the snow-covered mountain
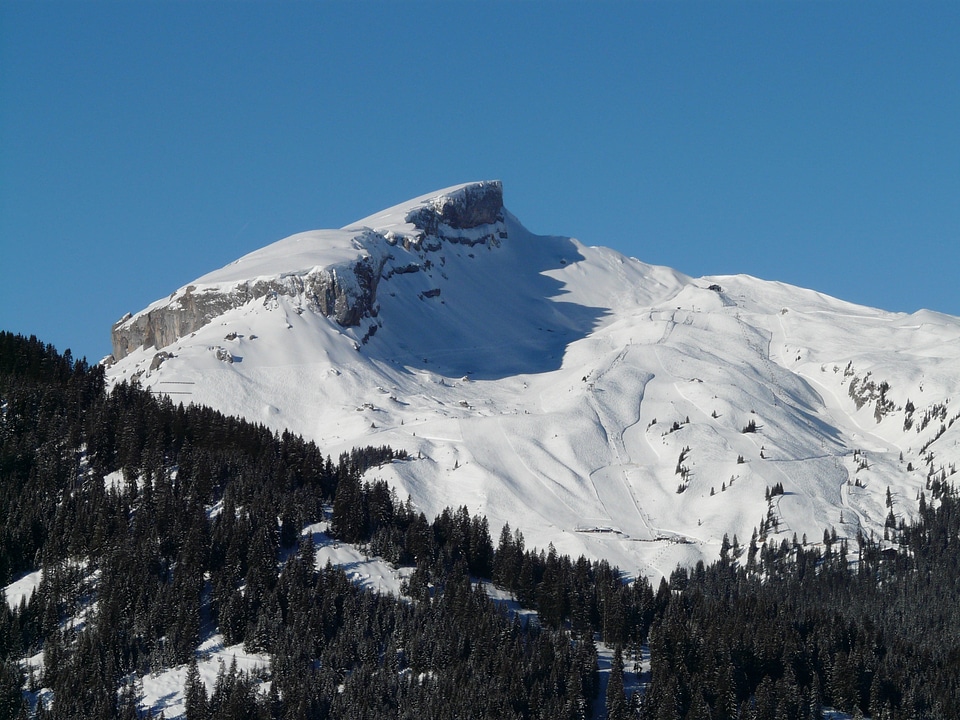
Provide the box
[107,181,960,579]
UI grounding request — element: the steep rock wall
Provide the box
[110,181,507,360]
[111,256,384,360]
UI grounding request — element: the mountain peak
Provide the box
[405,180,504,233]
[106,184,960,580]
[344,180,507,250]
[110,182,508,361]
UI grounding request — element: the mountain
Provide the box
[106,181,960,578]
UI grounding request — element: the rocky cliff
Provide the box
[110,255,384,360]
[404,180,505,246]
[110,181,507,360]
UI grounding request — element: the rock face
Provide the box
[111,182,507,360]
[112,288,240,361]
[111,258,384,360]
[405,181,505,245]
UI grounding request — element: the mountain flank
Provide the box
[106,182,960,580]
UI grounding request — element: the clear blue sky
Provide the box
[2,1,958,362]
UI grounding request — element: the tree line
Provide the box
[1,330,958,719]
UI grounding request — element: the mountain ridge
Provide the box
[110,181,508,361]
[106,182,960,579]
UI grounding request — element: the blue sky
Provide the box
[2,1,958,362]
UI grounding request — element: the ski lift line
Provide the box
[736,312,786,409]
[158,381,196,385]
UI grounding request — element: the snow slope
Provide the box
[107,182,960,580]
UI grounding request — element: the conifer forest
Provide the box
[1,331,958,719]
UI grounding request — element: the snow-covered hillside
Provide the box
[107,181,960,579]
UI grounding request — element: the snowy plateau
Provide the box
[107,180,960,582]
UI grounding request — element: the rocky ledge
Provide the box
[110,255,382,360]
[110,181,507,360]
[405,181,505,246]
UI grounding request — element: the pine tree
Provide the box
[331,467,365,542]
[184,655,208,720]
[0,660,27,720]
[605,645,629,720]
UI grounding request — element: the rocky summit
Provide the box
[111,181,507,361]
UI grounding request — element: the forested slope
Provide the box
[1,331,958,720]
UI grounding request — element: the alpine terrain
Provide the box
[107,181,960,580]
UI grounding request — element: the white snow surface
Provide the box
[108,182,960,580]
[4,569,43,610]
[141,636,270,719]
[303,522,413,595]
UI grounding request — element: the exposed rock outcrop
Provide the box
[406,180,504,244]
[111,181,507,360]
[111,255,385,360]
